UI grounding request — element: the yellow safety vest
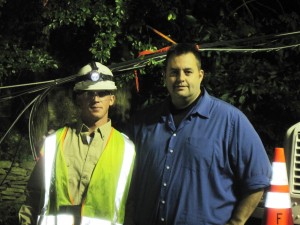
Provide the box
[37,127,135,225]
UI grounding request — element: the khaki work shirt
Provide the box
[64,121,112,205]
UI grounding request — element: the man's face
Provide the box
[76,91,115,125]
[165,52,204,108]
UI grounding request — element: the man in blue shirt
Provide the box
[125,43,272,225]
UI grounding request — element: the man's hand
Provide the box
[226,189,264,225]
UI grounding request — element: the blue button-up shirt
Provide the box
[128,88,272,225]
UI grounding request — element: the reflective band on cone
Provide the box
[262,147,293,225]
[265,192,291,209]
[271,162,289,186]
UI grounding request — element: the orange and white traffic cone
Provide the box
[262,147,293,225]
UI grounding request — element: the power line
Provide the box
[0,96,38,146]
[1,30,300,160]
[0,79,62,89]
[1,30,300,91]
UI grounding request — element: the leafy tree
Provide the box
[0,0,300,224]
[0,0,300,158]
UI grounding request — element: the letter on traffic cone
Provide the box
[262,147,293,225]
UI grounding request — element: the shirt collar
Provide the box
[75,119,112,138]
[191,88,211,119]
[161,87,211,121]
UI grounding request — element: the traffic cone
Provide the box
[262,147,293,225]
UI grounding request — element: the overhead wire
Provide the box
[197,30,300,48]
[110,30,300,72]
[0,74,78,160]
[28,74,79,160]
[0,29,300,160]
[28,89,50,160]
[0,84,53,102]
[194,43,300,53]
[0,79,60,89]
[0,96,38,147]
[1,30,299,91]
[1,36,298,103]
[0,76,78,102]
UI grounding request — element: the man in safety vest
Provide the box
[19,62,136,225]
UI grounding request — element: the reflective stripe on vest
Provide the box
[37,128,135,225]
[40,132,61,216]
[38,215,122,225]
[113,134,135,223]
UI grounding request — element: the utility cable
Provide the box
[0,82,60,104]
[0,74,78,159]
[0,79,59,89]
[198,30,300,48]
[0,76,77,102]
[1,30,300,159]
[0,84,52,102]
[28,87,52,160]
[0,96,39,146]
[1,29,299,90]
[28,74,78,159]
[196,43,300,53]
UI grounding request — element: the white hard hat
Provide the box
[74,62,117,91]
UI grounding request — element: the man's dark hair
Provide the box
[164,43,202,69]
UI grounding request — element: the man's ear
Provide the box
[199,69,204,79]
[109,95,116,106]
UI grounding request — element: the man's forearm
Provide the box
[226,189,264,225]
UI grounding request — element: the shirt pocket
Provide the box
[182,137,218,173]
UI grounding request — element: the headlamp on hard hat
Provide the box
[78,62,114,82]
[74,61,117,91]
[86,70,114,82]
[90,70,100,81]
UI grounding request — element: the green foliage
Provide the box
[0,42,58,83]
[0,1,58,86]
[0,0,300,163]
[1,1,299,224]
[42,0,129,63]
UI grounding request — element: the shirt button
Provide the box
[163,182,167,186]
[173,133,177,136]
[161,218,165,222]
[161,200,165,204]
[169,149,173,153]
[166,165,170,170]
